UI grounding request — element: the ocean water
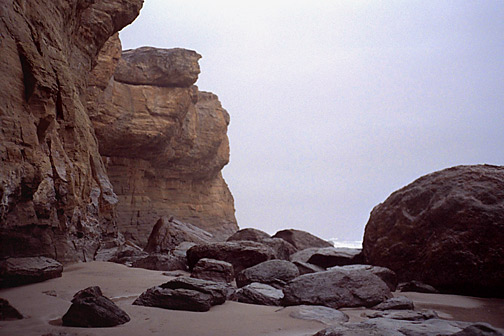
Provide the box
[329,238,362,249]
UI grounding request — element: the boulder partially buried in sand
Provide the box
[62,286,130,327]
[363,165,504,297]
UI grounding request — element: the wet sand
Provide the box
[0,261,502,335]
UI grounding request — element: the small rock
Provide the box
[0,257,63,287]
[233,283,284,306]
[62,286,130,327]
[372,296,414,310]
[191,258,234,283]
[236,260,299,288]
[0,298,23,320]
[289,305,349,325]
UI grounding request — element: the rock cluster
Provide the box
[363,164,504,297]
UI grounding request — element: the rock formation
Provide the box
[0,0,143,262]
[363,164,504,297]
[86,37,238,245]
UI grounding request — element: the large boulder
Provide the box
[114,47,201,88]
[0,257,62,287]
[273,229,333,250]
[191,258,234,283]
[186,241,276,273]
[363,165,504,297]
[233,283,284,306]
[62,286,130,327]
[144,217,213,254]
[236,260,299,288]
[282,268,392,309]
[133,277,232,312]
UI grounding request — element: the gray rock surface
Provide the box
[62,286,130,327]
[236,260,299,288]
[372,296,414,310]
[283,268,391,309]
[288,305,349,325]
[0,257,62,287]
[233,283,284,306]
[191,258,234,283]
[329,265,397,291]
[293,261,326,275]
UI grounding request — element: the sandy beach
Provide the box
[1,262,503,336]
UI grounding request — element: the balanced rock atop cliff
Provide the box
[363,164,504,297]
[87,37,237,244]
[0,0,143,262]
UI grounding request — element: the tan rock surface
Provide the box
[86,38,238,245]
[0,0,143,262]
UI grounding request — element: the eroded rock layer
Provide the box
[363,164,504,297]
[0,0,143,262]
[86,37,238,245]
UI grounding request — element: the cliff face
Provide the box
[0,0,143,262]
[86,37,238,245]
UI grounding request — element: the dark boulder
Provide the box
[133,277,233,312]
[131,254,187,271]
[144,217,213,254]
[0,257,62,287]
[62,286,130,327]
[293,261,325,275]
[191,258,234,283]
[283,268,391,309]
[236,260,299,288]
[363,165,504,297]
[0,298,23,320]
[273,229,333,251]
[186,241,276,273]
[233,283,284,306]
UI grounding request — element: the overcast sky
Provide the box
[119,1,504,242]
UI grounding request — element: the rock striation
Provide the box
[86,37,238,245]
[363,165,504,297]
[0,0,143,262]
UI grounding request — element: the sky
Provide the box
[119,1,504,242]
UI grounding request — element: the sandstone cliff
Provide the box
[86,37,238,245]
[0,0,143,262]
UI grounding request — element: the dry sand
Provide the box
[0,261,502,336]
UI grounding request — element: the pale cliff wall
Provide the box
[86,37,238,245]
[0,0,143,262]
